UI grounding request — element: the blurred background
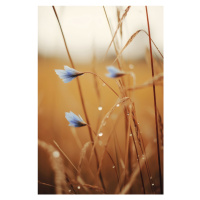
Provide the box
[38,6,163,194]
[38,6,163,64]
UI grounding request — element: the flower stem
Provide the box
[84,71,120,98]
[145,6,163,194]
[52,6,106,192]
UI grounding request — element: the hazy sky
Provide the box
[38,6,163,64]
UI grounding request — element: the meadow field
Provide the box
[38,6,163,194]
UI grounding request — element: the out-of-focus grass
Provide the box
[38,53,163,194]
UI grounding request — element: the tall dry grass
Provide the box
[38,6,163,194]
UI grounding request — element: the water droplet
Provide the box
[129,134,132,137]
[52,151,60,158]
[129,64,134,69]
[69,189,71,193]
[102,83,106,87]
[98,132,103,137]
[116,104,120,107]
[98,106,102,111]
[152,183,154,186]
[150,176,153,180]
[142,155,145,160]
[127,113,129,115]
[77,186,81,189]
[112,165,115,168]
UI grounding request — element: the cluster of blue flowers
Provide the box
[55,65,126,127]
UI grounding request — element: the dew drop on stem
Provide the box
[98,106,102,111]
[52,151,60,158]
[98,132,103,137]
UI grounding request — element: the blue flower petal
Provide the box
[55,66,84,83]
[106,66,125,78]
[65,112,86,127]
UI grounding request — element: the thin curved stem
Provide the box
[84,71,120,98]
[145,6,163,194]
[52,6,106,192]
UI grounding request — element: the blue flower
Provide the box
[65,111,86,127]
[55,66,84,83]
[106,66,126,78]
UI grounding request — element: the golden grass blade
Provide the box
[104,6,131,59]
[77,141,96,180]
[78,141,92,172]
[94,112,125,184]
[70,127,83,150]
[89,97,130,164]
[124,105,132,176]
[145,6,162,193]
[97,97,129,136]
[127,73,163,91]
[157,109,164,146]
[105,149,119,182]
[130,106,155,193]
[112,29,163,64]
[114,171,126,193]
[75,176,105,193]
[38,180,55,188]
[65,171,77,194]
[103,6,128,100]
[119,138,155,194]
[38,140,68,194]
[77,176,90,193]
[52,8,103,187]
[92,51,102,107]
[113,132,121,185]
[91,54,102,130]
[53,140,79,173]
[119,154,146,194]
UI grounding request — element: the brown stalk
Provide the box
[91,52,102,130]
[52,6,106,192]
[89,97,129,162]
[117,79,154,193]
[38,140,68,194]
[145,6,163,194]
[53,140,79,173]
[112,29,163,64]
[103,6,128,99]
[104,6,131,59]
[127,73,163,91]
[77,141,96,179]
[131,105,155,193]
[71,178,105,193]
[117,80,145,193]
[119,150,146,194]
[84,71,119,97]
[95,115,126,184]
